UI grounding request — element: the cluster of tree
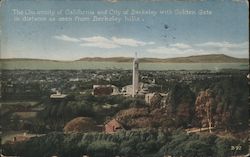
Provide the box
[163,74,248,131]
[0,103,42,132]
[4,72,246,137]
[30,74,248,134]
[1,82,43,100]
[193,75,248,131]
[167,84,195,128]
[78,72,132,89]
[110,73,132,88]
[2,129,248,157]
[209,75,248,131]
[33,95,145,133]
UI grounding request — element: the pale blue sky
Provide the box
[0,0,249,60]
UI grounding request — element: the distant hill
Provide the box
[1,54,248,63]
[160,54,248,63]
[78,57,133,62]
[78,54,248,63]
[0,58,64,62]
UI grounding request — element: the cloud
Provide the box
[105,0,119,3]
[147,46,204,58]
[54,34,80,42]
[54,34,154,49]
[196,41,248,49]
[112,37,154,47]
[79,36,154,49]
[169,43,192,49]
[80,36,110,43]
[80,36,119,48]
[147,43,194,58]
[147,41,248,58]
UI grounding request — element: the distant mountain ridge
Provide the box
[1,54,248,63]
[78,54,248,63]
[0,58,64,62]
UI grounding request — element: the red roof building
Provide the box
[104,119,124,133]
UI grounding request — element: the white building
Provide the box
[50,91,67,99]
[122,83,149,96]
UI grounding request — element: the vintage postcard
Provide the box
[0,0,249,157]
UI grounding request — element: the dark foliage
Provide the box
[2,129,248,157]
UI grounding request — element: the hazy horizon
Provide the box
[1,53,249,61]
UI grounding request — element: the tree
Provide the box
[167,84,195,127]
[87,141,119,157]
[195,89,216,133]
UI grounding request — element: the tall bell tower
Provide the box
[132,52,139,97]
